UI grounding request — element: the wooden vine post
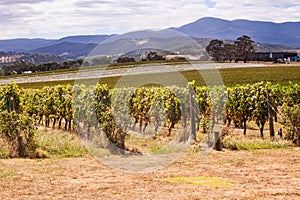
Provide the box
[266,90,275,138]
[189,87,196,141]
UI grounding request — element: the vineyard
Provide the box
[0,81,299,158]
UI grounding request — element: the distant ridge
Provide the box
[30,42,97,59]
[171,17,300,47]
[0,17,299,60]
[0,38,55,52]
[0,35,112,52]
[57,35,114,44]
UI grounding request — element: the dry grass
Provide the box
[0,148,299,199]
[161,176,234,188]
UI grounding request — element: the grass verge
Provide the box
[0,139,9,158]
[34,129,88,158]
[221,127,291,151]
[150,146,174,154]
[222,138,290,150]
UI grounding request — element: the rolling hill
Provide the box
[0,17,299,60]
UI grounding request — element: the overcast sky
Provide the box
[1,0,299,39]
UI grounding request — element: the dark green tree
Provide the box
[223,43,235,63]
[147,52,165,61]
[234,35,255,63]
[117,57,136,63]
[206,39,225,62]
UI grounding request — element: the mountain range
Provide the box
[0,17,299,60]
[172,17,300,46]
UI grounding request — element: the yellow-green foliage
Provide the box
[150,146,174,154]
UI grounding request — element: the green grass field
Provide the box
[13,64,299,89]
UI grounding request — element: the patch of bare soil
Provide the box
[0,148,299,199]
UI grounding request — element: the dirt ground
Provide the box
[0,148,300,200]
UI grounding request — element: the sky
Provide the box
[0,0,300,39]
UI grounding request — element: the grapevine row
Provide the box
[0,81,299,154]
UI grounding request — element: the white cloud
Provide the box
[0,0,299,39]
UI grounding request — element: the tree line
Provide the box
[0,59,83,76]
[117,51,166,63]
[0,51,185,76]
[206,35,255,63]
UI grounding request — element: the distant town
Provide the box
[0,52,24,64]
